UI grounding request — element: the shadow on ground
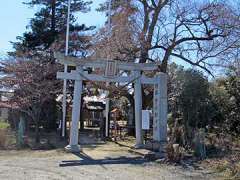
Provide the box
[59,152,149,167]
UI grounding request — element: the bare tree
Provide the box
[93,1,139,62]
[0,56,61,143]
[96,0,240,75]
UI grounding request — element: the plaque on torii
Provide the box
[105,60,118,78]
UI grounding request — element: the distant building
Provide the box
[0,87,14,121]
[83,96,106,127]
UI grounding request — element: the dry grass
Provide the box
[0,122,15,149]
[166,143,184,162]
[203,135,240,179]
[0,129,8,148]
[213,158,240,179]
[0,121,10,129]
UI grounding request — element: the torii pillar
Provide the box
[134,70,143,148]
[65,66,83,152]
[153,73,168,152]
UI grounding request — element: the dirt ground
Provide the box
[0,141,219,180]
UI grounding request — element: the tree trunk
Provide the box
[184,111,192,148]
[80,95,84,131]
[122,90,135,136]
[139,48,149,63]
[51,0,56,34]
[35,121,40,143]
[131,100,136,137]
[42,98,57,131]
[193,129,206,159]
[50,0,56,63]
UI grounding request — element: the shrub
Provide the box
[0,121,10,130]
[0,129,8,148]
[0,122,15,149]
[166,143,184,163]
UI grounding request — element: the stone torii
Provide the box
[55,52,168,153]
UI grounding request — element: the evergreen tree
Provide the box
[10,0,92,57]
[7,0,93,134]
[179,70,216,146]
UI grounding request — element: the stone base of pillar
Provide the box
[65,144,81,153]
[159,141,167,154]
[155,142,167,160]
[154,152,167,159]
[134,144,144,149]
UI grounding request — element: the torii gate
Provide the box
[55,52,168,152]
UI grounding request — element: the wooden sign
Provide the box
[105,60,117,77]
[142,110,150,130]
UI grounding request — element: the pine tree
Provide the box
[10,0,92,57]
[6,0,93,135]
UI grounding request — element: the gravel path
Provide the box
[0,142,217,180]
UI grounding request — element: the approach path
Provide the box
[0,142,217,180]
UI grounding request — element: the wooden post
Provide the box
[62,0,71,138]
[17,116,25,148]
[134,71,143,148]
[65,66,83,152]
[105,95,110,137]
[153,73,168,150]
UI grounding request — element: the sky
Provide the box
[0,1,222,77]
[0,0,106,57]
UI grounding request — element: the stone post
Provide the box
[153,73,168,151]
[65,66,83,152]
[134,71,143,148]
[105,95,110,137]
